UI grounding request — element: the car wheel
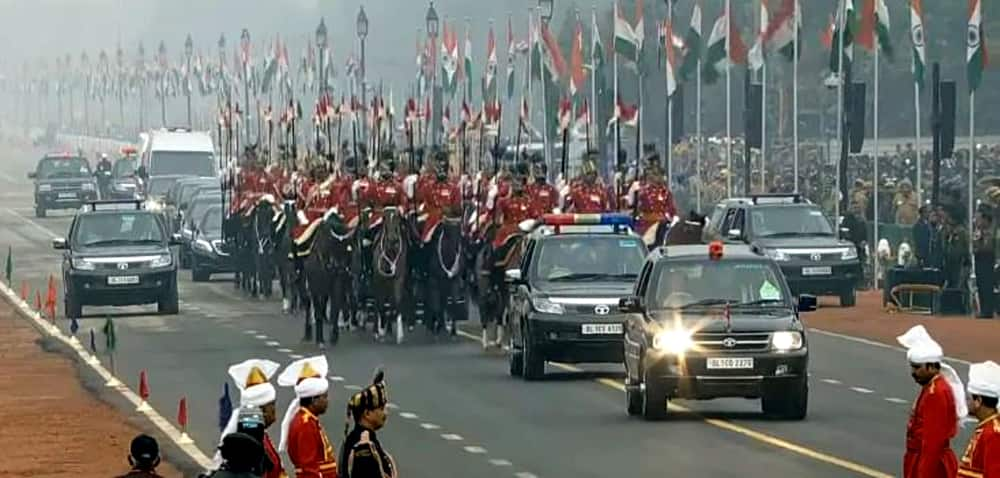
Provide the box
[35,206,46,218]
[508,336,524,377]
[522,328,545,381]
[191,263,210,282]
[839,288,856,307]
[762,378,808,420]
[642,367,668,420]
[64,294,82,320]
[158,281,179,315]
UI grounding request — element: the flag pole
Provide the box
[592,5,599,156]
[696,30,703,212]
[792,0,799,193]
[968,91,975,283]
[614,1,621,176]
[725,0,732,197]
[666,4,674,188]
[873,42,880,289]
[760,0,767,192]
[834,0,846,237]
[914,69,922,204]
[540,15,551,173]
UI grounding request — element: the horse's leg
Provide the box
[302,278,314,342]
[313,293,328,348]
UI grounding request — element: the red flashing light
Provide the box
[709,241,724,260]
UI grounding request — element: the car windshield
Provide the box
[752,206,834,237]
[181,184,219,206]
[149,151,215,177]
[187,196,222,226]
[200,208,223,236]
[532,236,646,282]
[148,177,180,196]
[113,158,138,179]
[650,260,789,310]
[37,157,91,179]
[72,213,164,247]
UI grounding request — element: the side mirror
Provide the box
[619,296,643,314]
[52,238,67,250]
[504,268,522,283]
[726,229,742,239]
[27,171,37,179]
[797,294,818,313]
[170,233,183,245]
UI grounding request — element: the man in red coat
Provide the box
[278,356,336,478]
[562,158,611,214]
[526,160,558,218]
[897,325,967,478]
[626,153,678,243]
[959,360,1000,478]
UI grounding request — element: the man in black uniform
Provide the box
[973,207,996,318]
[339,369,395,478]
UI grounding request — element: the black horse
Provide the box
[370,207,409,344]
[251,197,279,299]
[302,209,357,347]
[476,228,526,348]
[423,215,465,337]
[275,200,308,314]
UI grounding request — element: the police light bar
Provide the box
[120,146,138,155]
[541,213,633,227]
[83,200,144,212]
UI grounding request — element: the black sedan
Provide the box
[189,205,232,281]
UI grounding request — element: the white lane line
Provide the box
[288,354,304,359]
[3,208,59,239]
[276,348,293,353]
[821,378,842,385]
[850,387,875,394]
[515,473,539,478]
[386,402,399,410]
[329,375,345,382]
[254,334,269,339]
[884,397,909,405]
[463,446,487,454]
[398,412,419,419]
[264,341,281,347]
[344,384,362,391]
[441,433,463,441]
[810,328,972,366]
[243,330,258,335]
[420,423,441,430]
[489,459,513,467]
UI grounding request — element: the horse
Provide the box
[476,227,526,348]
[274,200,309,314]
[301,209,357,347]
[250,196,280,299]
[370,206,409,344]
[660,211,709,246]
[423,214,465,337]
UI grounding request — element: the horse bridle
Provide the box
[376,214,404,277]
[437,218,462,279]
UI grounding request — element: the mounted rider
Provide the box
[415,151,462,244]
[526,157,559,218]
[627,151,678,244]
[561,153,613,213]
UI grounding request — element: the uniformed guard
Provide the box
[278,356,336,478]
[959,360,1000,477]
[627,152,678,244]
[338,369,397,478]
[416,152,462,244]
[897,325,967,478]
[526,158,558,217]
[485,163,534,348]
[562,154,612,214]
[974,208,996,318]
[213,359,285,478]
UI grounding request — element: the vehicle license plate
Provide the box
[801,266,832,276]
[706,357,754,370]
[581,323,623,335]
[58,192,76,199]
[107,275,139,285]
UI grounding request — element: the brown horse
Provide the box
[371,207,409,344]
[654,211,709,247]
[302,209,357,347]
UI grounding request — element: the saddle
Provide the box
[492,234,524,269]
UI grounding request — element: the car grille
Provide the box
[786,251,842,261]
[692,332,771,352]
[51,183,86,192]
[96,260,152,270]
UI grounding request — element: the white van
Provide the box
[142,128,217,179]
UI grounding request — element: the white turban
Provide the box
[277,356,329,453]
[212,359,280,470]
[897,325,968,421]
[968,361,1000,399]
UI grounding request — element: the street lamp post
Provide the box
[81,52,90,134]
[158,41,167,126]
[357,6,369,150]
[185,34,193,128]
[116,45,125,134]
[239,29,251,145]
[426,2,439,145]
[137,42,145,131]
[539,0,554,24]
[65,54,73,131]
[538,0,555,171]
[99,50,108,134]
[316,19,328,155]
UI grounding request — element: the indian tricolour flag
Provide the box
[910,0,926,90]
[464,28,474,94]
[484,25,497,101]
[665,19,677,97]
[703,5,746,85]
[874,0,893,59]
[679,2,702,81]
[614,1,640,65]
[967,0,988,93]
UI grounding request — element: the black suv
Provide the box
[506,214,647,380]
[704,194,861,306]
[28,153,99,217]
[620,243,815,421]
[53,200,181,318]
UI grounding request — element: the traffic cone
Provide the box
[177,397,193,444]
[45,275,57,319]
[137,370,152,412]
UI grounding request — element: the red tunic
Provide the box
[959,414,1000,478]
[493,194,534,248]
[905,374,959,478]
[527,182,559,218]
[287,408,337,478]
[566,183,612,214]
[263,433,287,478]
[633,181,678,235]
[418,179,461,242]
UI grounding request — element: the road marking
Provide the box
[456,328,894,478]
[276,348,293,353]
[821,378,843,385]
[810,328,971,366]
[344,384,363,391]
[254,334,269,339]
[514,473,538,478]
[489,459,513,467]
[264,340,281,347]
[329,375,345,382]
[3,208,60,239]
[884,397,909,405]
[463,446,487,454]
[288,353,303,359]
[386,402,399,410]
[398,412,419,419]
[850,387,875,394]
[441,433,463,441]
[420,423,441,430]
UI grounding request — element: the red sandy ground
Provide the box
[0,304,182,478]
[806,291,999,363]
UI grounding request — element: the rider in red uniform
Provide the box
[562,157,612,214]
[526,159,559,218]
[627,152,678,242]
[367,158,408,230]
[492,163,534,250]
[417,152,462,244]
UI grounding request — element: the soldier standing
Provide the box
[959,360,1000,477]
[278,356,337,478]
[339,369,397,478]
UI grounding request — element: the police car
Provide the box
[28,152,99,217]
[53,200,181,318]
[620,242,815,420]
[505,213,647,380]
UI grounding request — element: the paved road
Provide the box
[0,144,979,477]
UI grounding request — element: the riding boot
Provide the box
[495,324,505,348]
[481,327,490,349]
[303,309,313,342]
[315,313,325,347]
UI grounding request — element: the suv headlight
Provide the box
[149,254,172,268]
[653,329,694,354]
[771,331,804,351]
[193,239,212,253]
[764,249,790,261]
[841,247,858,260]
[81,182,95,191]
[71,257,96,270]
[38,184,52,192]
[531,297,564,315]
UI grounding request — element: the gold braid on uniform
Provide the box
[344,368,388,437]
